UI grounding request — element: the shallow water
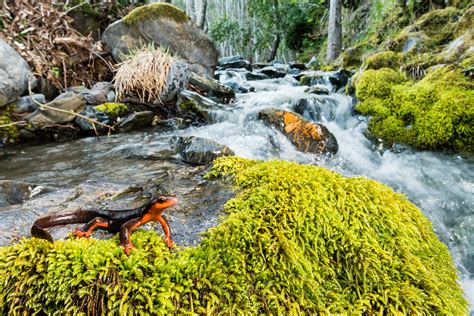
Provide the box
[1,72,473,309]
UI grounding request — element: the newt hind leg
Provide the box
[74,217,110,238]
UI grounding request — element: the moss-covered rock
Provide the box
[95,102,128,117]
[123,3,189,26]
[365,51,402,70]
[0,157,468,314]
[355,68,404,101]
[355,65,474,151]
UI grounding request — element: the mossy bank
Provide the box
[123,3,189,26]
[0,157,467,314]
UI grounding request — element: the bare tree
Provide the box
[197,0,208,29]
[326,0,342,63]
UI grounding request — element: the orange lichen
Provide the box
[277,111,324,151]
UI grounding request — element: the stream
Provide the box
[1,70,473,309]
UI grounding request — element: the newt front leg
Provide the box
[119,218,142,255]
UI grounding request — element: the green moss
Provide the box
[365,51,402,70]
[0,114,19,144]
[355,68,404,101]
[123,3,189,26]
[455,7,474,37]
[0,157,468,314]
[356,65,474,151]
[96,102,128,117]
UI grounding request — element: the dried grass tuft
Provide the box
[114,45,177,103]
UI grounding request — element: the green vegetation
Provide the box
[355,66,473,151]
[123,3,189,26]
[0,157,467,314]
[0,110,19,144]
[96,102,128,117]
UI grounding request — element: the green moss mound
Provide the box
[96,102,128,117]
[355,65,474,151]
[123,3,189,26]
[0,157,467,314]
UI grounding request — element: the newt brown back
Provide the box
[31,195,178,255]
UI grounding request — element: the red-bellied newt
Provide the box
[31,195,178,255]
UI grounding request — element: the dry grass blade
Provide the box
[114,45,177,103]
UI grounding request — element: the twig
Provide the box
[27,76,115,135]
[0,121,27,128]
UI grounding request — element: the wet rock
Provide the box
[294,98,322,121]
[27,92,86,126]
[0,39,34,107]
[306,56,319,69]
[328,69,354,91]
[305,85,329,95]
[0,180,52,207]
[12,94,46,113]
[259,65,288,78]
[252,62,271,69]
[118,111,154,132]
[177,90,223,123]
[170,136,234,165]
[225,82,255,94]
[102,4,217,76]
[75,106,112,133]
[67,82,114,105]
[107,90,116,102]
[288,68,301,76]
[297,71,324,86]
[245,72,270,81]
[155,117,191,131]
[289,62,306,70]
[188,72,235,103]
[218,55,252,71]
[258,108,338,155]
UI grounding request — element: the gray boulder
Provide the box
[27,92,86,126]
[102,3,218,76]
[12,94,46,113]
[170,136,234,165]
[67,82,114,105]
[0,39,34,107]
[159,60,190,102]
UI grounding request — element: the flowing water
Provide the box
[1,71,473,309]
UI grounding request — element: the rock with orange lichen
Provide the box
[258,108,338,155]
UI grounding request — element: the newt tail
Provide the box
[31,195,178,255]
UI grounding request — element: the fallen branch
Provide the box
[28,76,115,136]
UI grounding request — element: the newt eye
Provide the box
[157,196,167,203]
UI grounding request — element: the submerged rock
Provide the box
[170,136,234,165]
[245,72,270,81]
[258,108,338,155]
[27,92,86,126]
[102,3,217,76]
[0,39,34,107]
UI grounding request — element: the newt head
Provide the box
[151,195,178,211]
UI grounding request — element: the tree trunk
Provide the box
[197,0,208,30]
[268,34,281,62]
[326,0,342,63]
